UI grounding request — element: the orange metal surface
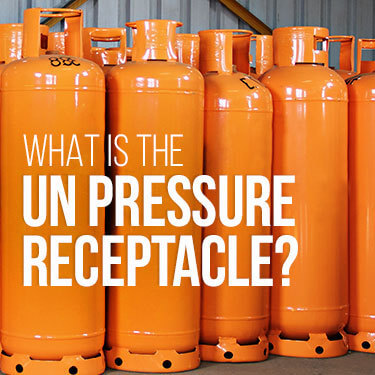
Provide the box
[47,31,65,54]
[199,29,272,363]
[176,33,200,68]
[0,24,24,63]
[346,42,375,353]
[232,31,251,74]
[250,35,273,78]
[105,19,204,373]
[357,38,375,74]
[83,27,126,73]
[273,26,329,67]
[359,61,375,73]
[328,35,356,79]
[126,28,137,62]
[0,8,105,375]
[233,34,273,78]
[260,26,349,358]
[126,47,132,61]
[0,23,49,65]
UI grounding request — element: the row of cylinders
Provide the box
[0,7,373,375]
[3,19,375,78]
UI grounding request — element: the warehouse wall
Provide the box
[1,0,374,68]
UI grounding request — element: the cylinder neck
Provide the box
[199,29,252,75]
[273,26,329,67]
[127,20,181,62]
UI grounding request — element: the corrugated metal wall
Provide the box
[1,0,374,67]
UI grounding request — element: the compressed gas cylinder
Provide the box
[105,19,204,373]
[0,23,48,372]
[199,29,272,363]
[328,35,356,79]
[232,33,273,78]
[47,31,65,54]
[260,26,348,358]
[176,33,199,68]
[83,27,126,73]
[345,38,375,353]
[0,8,105,375]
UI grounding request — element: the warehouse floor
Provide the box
[104,352,375,374]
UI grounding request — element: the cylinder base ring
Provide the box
[268,330,348,358]
[200,335,269,362]
[105,345,200,373]
[0,350,105,375]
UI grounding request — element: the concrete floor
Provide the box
[104,352,375,375]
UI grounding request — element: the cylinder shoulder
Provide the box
[107,61,204,92]
[260,65,348,101]
[204,72,272,111]
[346,73,375,101]
[1,55,105,91]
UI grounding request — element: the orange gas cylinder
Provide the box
[356,38,375,73]
[105,19,204,373]
[345,38,375,353]
[176,33,199,68]
[328,35,356,79]
[260,26,349,358]
[199,29,272,363]
[0,8,105,375]
[273,26,329,67]
[83,27,126,73]
[47,31,65,54]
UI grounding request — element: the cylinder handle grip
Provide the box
[23,8,83,58]
[327,35,355,72]
[86,28,127,63]
[356,38,375,73]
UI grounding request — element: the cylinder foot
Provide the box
[105,346,200,373]
[0,350,105,375]
[268,330,348,358]
[347,331,375,353]
[200,335,269,362]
